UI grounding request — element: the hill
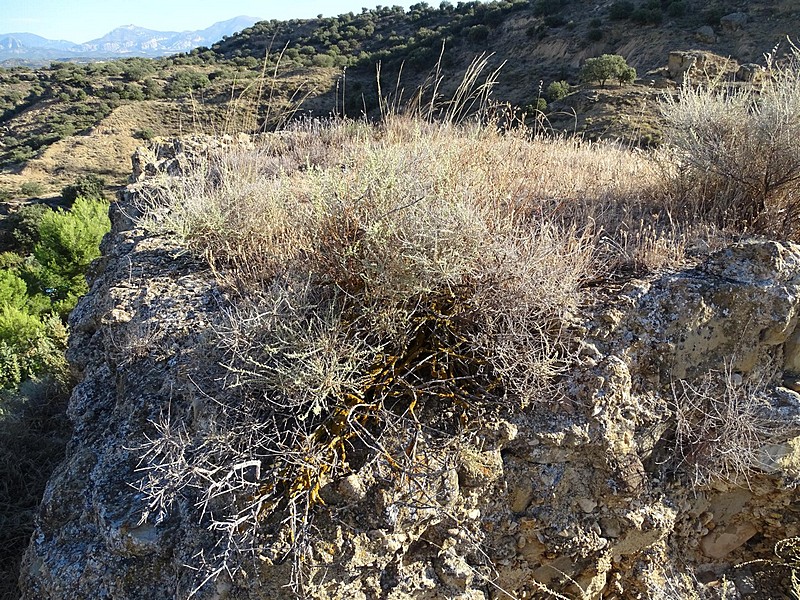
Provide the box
[3,2,800,598]
[0,0,797,193]
[0,16,260,65]
[211,0,796,104]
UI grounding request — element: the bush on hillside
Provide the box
[533,0,567,16]
[0,270,27,308]
[33,196,110,304]
[547,80,571,101]
[61,174,106,205]
[466,24,490,43]
[0,310,68,389]
[661,48,800,234]
[609,1,634,19]
[0,379,70,598]
[526,97,548,113]
[545,14,567,27]
[20,181,45,197]
[164,71,210,98]
[580,54,636,86]
[9,204,49,254]
[666,1,686,17]
[587,27,603,41]
[631,7,663,25]
[0,196,109,390]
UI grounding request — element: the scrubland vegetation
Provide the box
[2,2,799,596]
[0,190,109,600]
[126,47,800,592]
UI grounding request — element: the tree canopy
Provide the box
[580,54,636,87]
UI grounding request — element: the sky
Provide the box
[0,0,419,43]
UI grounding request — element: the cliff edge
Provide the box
[19,139,800,599]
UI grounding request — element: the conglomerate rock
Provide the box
[19,142,800,599]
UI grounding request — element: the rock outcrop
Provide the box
[667,50,738,84]
[694,26,717,45]
[20,143,800,599]
[720,12,749,33]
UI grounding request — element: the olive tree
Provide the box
[580,54,636,87]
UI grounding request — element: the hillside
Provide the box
[211,0,797,110]
[3,3,800,597]
[2,0,799,196]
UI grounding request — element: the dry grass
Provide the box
[130,112,712,595]
[661,43,800,236]
[129,52,800,593]
[670,366,794,487]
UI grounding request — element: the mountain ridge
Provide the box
[0,16,260,64]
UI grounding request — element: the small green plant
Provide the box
[546,80,571,102]
[20,181,45,197]
[526,97,548,113]
[580,54,636,87]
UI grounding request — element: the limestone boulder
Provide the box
[720,12,748,32]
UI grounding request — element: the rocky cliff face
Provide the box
[20,143,800,599]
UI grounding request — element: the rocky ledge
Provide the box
[19,142,800,599]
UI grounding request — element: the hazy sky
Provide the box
[0,0,419,43]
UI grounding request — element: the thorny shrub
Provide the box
[661,43,800,236]
[130,83,746,591]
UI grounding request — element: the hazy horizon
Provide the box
[0,0,419,44]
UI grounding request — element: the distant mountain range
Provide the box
[0,16,260,64]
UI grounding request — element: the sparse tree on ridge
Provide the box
[581,54,636,87]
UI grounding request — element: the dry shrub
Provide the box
[0,380,70,600]
[661,43,800,236]
[671,367,794,487]
[132,116,702,594]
